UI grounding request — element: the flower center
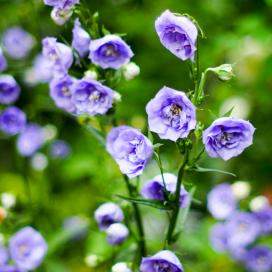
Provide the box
[62,86,71,97]
[154,261,173,272]
[18,243,29,256]
[170,104,182,116]
[103,44,118,57]
[89,90,101,102]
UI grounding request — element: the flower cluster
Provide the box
[209,183,272,272]
[0,227,47,271]
[94,202,129,245]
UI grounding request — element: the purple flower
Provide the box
[146,86,196,141]
[89,35,133,69]
[43,0,79,8]
[255,208,272,235]
[225,212,260,248]
[0,266,21,272]
[49,75,76,113]
[16,124,45,157]
[0,107,26,136]
[9,227,47,271]
[140,250,184,272]
[71,77,114,116]
[2,27,34,60]
[106,126,153,178]
[243,246,272,272]
[0,47,7,72]
[207,183,237,220]
[42,37,73,77]
[0,75,20,105]
[0,245,9,266]
[203,117,255,161]
[141,173,189,208]
[106,223,129,245]
[94,202,124,231]
[209,223,228,253]
[32,54,53,83]
[49,140,71,159]
[72,18,91,57]
[155,10,198,61]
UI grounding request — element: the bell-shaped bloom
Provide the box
[0,75,20,105]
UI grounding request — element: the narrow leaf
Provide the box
[191,165,236,177]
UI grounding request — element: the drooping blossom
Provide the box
[0,75,20,105]
[106,223,129,245]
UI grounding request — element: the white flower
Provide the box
[1,193,16,209]
[250,196,270,212]
[231,181,251,200]
[112,262,132,272]
[123,62,140,80]
[31,153,48,171]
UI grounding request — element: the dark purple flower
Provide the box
[106,223,129,245]
[94,202,124,231]
[0,107,26,136]
[9,227,47,271]
[71,77,114,116]
[155,10,198,61]
[0,75,20,105]
[2,27,34,60]
[146,86,196,141]
[49,75,76,113]
[207,183,237,220]
[16,124,45,157]
[203,117,255,161]
[49,140,71,159]
[106,126,153,178]
[209,223,228,253]
[72,18,91,57]
[225,212,260,248]
[42,37,73,77]
[89,34,133,69]
[43,0,79,8]
[141,173,189,208]
[140,250,184,272]
[255,208,272,235]
[243,246,272,272]
[0,245,9,266]
[0,47,7,72]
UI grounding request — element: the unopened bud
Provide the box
[113,91,122,103]
[112,262,132,272]
[231,181,250,200]
[209,64,235,81]
[250,196,269,212]
[84,70,98,80]
[51,7,73,26]
[1,193,16,209]
[123,62,140,80]
[85,254,101,267]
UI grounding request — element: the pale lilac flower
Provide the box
[9,227,47,271]
[43,0,79,8]
[0,107,26,136]
[209,223,228,253]
[106,126,153,178]
[72,18,91,57]
[0,75,20,105]
[255,208,272,235]
[71,77,114,116]
[94,202,124,231]
[0,47,7,72]
[243,246,272,272]
[106,223,129,245]
[89,35,133,69]
[49,140,71,159]
[49,75,76,113]
[16,124,45,157]
[42,37,73,77]
[0,245,9,266]
[141,173,189,208]
[207,183,237,220]
[0,266,21,272]
[32,54,53,83]
[146,86,196,141]
[155,10,198,61]
[203,117,255,161]
[2,27,34,59]
[140,250,184,272]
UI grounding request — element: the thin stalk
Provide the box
[123,175,147,257]
[165,150,189,245]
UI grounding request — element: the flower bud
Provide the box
[31,153,48,171]
[84,70,98,80]
[112,262,132,272]
[85,254,101,267]
[51,7,73,26]
[123,62,140,80]
[113,91,122,103]
[250,196,270,212]
[231,181,251,200]
[106,223,129,245]
[1,193,16,209]
[209,64,235,81]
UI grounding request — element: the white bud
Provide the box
[43,124,57,142]
[51,7,73,26]
[84,70,98,80]
[209,64,235,81]
[113,91,122,103]
[250,196,270,212]
[31,153,48,171]
[85,254,100,267]
[1,193,16,209]
[123,62,140,80]
[231,181,251,200]
[112,262,132,272]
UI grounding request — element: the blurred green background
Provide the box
[0,0,272,271]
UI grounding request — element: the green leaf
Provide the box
[190,164,236,177]
[153,143,164,150]
[116,195,172,211]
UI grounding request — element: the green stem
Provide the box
[123,175,147,257]
[165,150,189,246]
